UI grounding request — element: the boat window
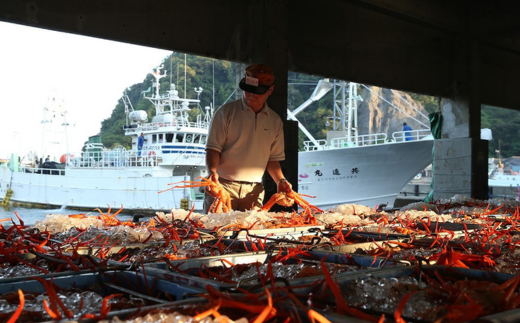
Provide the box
[158,134,164,143]
[201,136,207,144]
[166,133,174,143]
[193,134,199,144]
[152,134,157,144]
[186,134,193,143]
[176,134,183,142]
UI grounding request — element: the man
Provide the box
[403,122,413,141]
[138,133,147,156]
[204,63,292,213]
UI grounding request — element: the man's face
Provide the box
[244,85,273,106]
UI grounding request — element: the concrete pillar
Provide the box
[433,138,488,200]
[244,0,296,210]
[433,40,488,201]
[264,0,298,211]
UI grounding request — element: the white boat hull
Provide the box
[489,176,520,188]
[1,140,434,212]
[298,139,434,209]
[0,166,205,212]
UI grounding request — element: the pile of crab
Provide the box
[2,186,520,321]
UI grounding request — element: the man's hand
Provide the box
[206,172,220,197]
[277,178,292,193]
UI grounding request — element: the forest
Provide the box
[96,52,519,158]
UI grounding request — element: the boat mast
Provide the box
[147,65,167,114]
[40,92,69,161]
[40,104,48,160]
[332,81,361,144]
[184,54,187,99]
[497,139,504,171]
[62,110,69,159]
[212,59,215,111]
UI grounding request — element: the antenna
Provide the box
[184,53,187,99]
[212,59,215,108]
[169,53,173,84]
[62,109,69,157]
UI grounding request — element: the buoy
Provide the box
[1,189,13,207]
[148,151,156,157]
[180,198,189,210]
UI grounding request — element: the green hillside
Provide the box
[95,52,519,158]
[482,105,520,158]
[99,53,236,149]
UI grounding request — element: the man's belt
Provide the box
[220,177,260,185]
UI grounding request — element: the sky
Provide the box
[0,22,171,160]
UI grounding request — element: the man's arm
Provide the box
[267,161,292,193]
[206,149,221,177]
[205,149,221,196]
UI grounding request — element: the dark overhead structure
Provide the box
[3,0,520,201]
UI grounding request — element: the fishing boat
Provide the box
[293,80,434,209]
[1,67,434,212]
[489,170,520,188]
[1,65,211,212]
[488,155,520,200]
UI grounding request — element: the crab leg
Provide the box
[6,290,25,323]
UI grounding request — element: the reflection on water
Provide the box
[0,205,133,226]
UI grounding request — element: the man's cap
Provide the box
[403,122,407,126]
[239,64,274,94]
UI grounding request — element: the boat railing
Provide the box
[186,121,211,129]
[302,139,329,151]
[303,130,432,151]
[124,120,210,134]
[19,165,66,175]
[329,133,388,149]
[392,129,432,142]
[62,149,162,169]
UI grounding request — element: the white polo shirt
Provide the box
[206,97,285,183]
